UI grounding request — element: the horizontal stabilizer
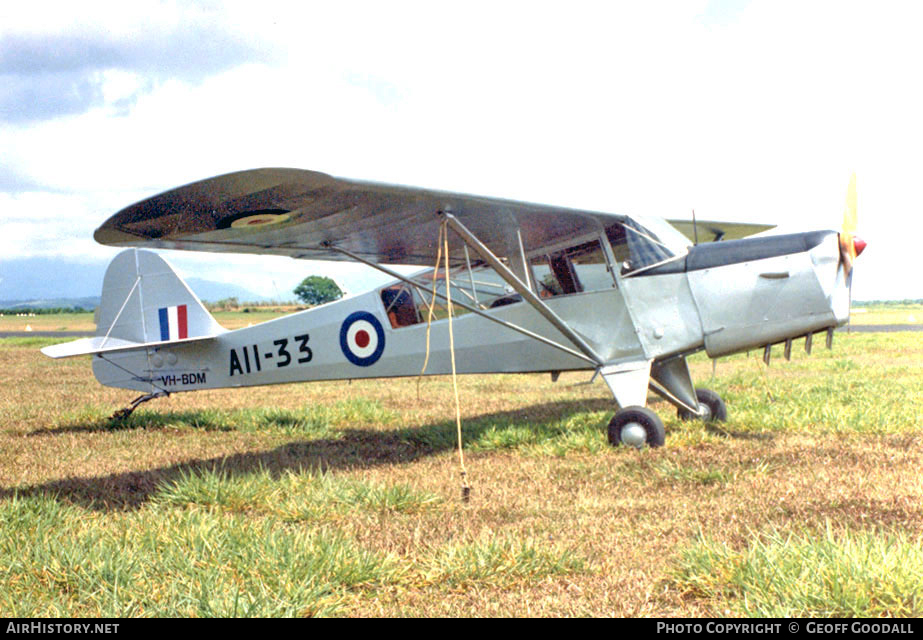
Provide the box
[41,334,217,359]
[41,248,225,361]
[668,220,775,243]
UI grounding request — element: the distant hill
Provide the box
[0,258,106,301]
[0,296,101,311]
[0,257,269,307]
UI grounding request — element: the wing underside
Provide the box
[95,169,621,266]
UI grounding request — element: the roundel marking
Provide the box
[216,209,292,229]
[230,212,291,228]
[340,311,385,366]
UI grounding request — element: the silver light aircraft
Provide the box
[43,169,865,448]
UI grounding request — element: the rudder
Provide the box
[96,249,224,344]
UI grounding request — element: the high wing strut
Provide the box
[440,212,604,367]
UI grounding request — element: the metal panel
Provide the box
[619,272,704,359]
[544,290,645,364]
[687,237,841,358]
[600,360,652,409]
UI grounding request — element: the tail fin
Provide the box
[96,249,223,344]
[42,249,224,358]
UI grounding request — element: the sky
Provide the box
[2,0,922,301]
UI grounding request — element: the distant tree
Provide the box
[294,275,344,306]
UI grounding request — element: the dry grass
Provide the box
[1,328,922,616]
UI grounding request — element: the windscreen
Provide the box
[606,217,689,275]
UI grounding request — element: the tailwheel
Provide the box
[607,406,666,449]
[677,388,727,423]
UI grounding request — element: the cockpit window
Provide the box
[530,237,615,297]
[379,270,483,328]
[381,284,423,328]
[606,219,682,275]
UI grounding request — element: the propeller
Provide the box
[837,173,866,323]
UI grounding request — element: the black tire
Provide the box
[677,388,728,422]
[607,406,666,448]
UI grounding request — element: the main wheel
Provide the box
[677,388,727,422]
[607,406,666,449]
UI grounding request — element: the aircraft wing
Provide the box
[667,219,775,243]
[95,168,628,267]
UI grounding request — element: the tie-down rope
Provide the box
[418,220,470,502]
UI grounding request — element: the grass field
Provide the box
[1,321,922,617]
[848,304,923,325]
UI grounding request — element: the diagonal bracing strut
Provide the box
[439,212,605,367]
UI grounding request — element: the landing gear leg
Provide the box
[110,391,169,421]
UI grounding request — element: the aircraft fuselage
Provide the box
[94,229,848,401]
